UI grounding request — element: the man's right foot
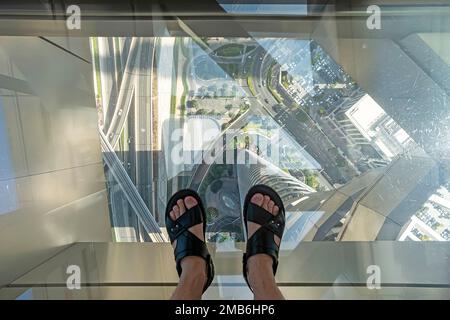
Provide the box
[246,193,281,246]
[246,192,281,285]
[242,186,286,299]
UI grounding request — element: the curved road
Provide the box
[189,40,354,189]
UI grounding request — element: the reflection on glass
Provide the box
[91,34,450,245]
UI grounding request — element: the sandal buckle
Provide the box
[270,220,280,228]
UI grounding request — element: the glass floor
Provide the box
[0,0,449,299]
[97,35,450,244]
[1,242,449,300]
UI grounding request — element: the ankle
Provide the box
[174,265,206,299]
[248,273,277,294]
[247,254,276,288]
[180,256,207,281]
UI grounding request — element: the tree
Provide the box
[244,135,250,149]
[305,171,319,189]
[319,107,326,116]
[188,100,198,109]
[225,104,233,111]
[206,207,219,222]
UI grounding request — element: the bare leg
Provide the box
[170,256,206,300]
[246,193,285,300]
[169,197,207,300]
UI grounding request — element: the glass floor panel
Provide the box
[1,242,448,300]
[0,1,449,298]
[94,33,450,244]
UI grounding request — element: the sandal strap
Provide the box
[247,202,285,239]
[164,189,215,294]
[173,231,209,267]
[166,205,203,241]
[242,185,286,292]
[246,227,280,261]
[173,233,214,293]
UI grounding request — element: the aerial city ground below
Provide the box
[93,36,450,244]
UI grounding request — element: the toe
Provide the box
[250,193,264,206]
[268,200,274,213]
[173,205,180,218]
[184,196,198,210]
[183,196,203,242]
[273,205,279,215]
[169,210,176,221]
[262,195,270,211]
[177,199,186,214]
[248,193,265,240]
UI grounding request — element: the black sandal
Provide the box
[165,189,214,293]
[242,185,285,291]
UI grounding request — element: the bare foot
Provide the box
[246,193,284,298]
[169,196,206,283]
[247,193,281,245]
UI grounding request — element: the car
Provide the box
[264,98,269,104]
[272,105,283,113]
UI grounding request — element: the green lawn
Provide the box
[267,64,283,103]
[268,86,283,104]
[302,169,320,189]
[218,63,240,79]
[214,44,245,57]
[247,76,256,96]
[180,62,188,116]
